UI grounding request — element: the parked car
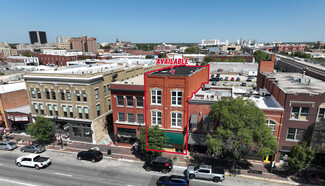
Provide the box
[224,77,229,81]
[230,77,235,81]
[16,154,51,170]
[144,157,173,174]
[246,77,252,82]
[238,73,244,76]
[77,149,103,163]
[21,144,46,153]
[241,82,247,86]
[210,74,214,78]
[211,81,217,86]
[236,77,240,81]
[186,164,224,182]
[216,74,220,78]
[0,141,17,151]
[223,82,228,86]
[219,77,223,81]
[157,175,189,186]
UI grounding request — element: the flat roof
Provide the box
[148,66,204,77]
[112,74,144,85]
[0,82,26,94]
[266,72,325,94]
[245,95,283,110]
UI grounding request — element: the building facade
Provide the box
[24,63,156,143]
[6,56,39,65]
[69,36,97,53]
[34,53,77,66]
[29,31,47,44]
[145,66,209,153]
[275,44,307,52]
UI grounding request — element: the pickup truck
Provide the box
[16,154,51,170]
[187,164,225,182]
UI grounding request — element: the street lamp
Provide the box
[52,116,63,149]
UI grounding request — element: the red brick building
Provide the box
[34,53,77,66]
[275,44,307,52]
[110,75,145,145]
[69,36,97,53]
[257,55,325,163]
[0,82,31,132]
[144,66,209,153]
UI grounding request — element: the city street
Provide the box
[0,149,285,186]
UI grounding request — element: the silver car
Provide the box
[0,141,17,151]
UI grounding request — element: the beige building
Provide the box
[24,63,156,143]
[222,45,241,51]
[58,43,70,50]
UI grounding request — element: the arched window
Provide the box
[266,119,277,135]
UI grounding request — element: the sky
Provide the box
[1,0,324,43]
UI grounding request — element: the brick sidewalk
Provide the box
[10,134,293,183]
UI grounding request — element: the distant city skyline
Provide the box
[0,0,324,44]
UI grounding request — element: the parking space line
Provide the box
[54,172,73,177]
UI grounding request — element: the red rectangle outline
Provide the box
[143,64,210,155]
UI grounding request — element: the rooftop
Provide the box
[245,94,283,110]
[112,74,144,85]
[265,72,325,94]
[148,66,204,77]
[0,82,26,94]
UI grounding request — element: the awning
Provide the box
[190,114,198,125]
[188,133,207,145]
[164,132,184,145]
[202,115,214,124]
[280,146,292,152]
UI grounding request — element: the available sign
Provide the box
[156,58,189,65]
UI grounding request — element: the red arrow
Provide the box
[170,63,175,74]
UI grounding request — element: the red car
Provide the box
[230,77,235,81]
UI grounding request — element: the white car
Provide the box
[15,154,51,170]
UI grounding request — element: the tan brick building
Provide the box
[69,36,97,53]
[24,63,156,143]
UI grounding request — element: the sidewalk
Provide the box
[11,134,298,185]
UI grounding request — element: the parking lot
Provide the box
[209,73,256,87]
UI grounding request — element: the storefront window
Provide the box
[84,128,92,138]
[72,127,82,137]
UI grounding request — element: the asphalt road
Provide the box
[0,149,284,186]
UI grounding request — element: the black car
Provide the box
[211,81,217,85]
[21,144,46,153]
[236,77,240,81]
[219,77,223,81]
[216,74,220,77]
[241,82,247,86]
[224,77,229,81]
[246,77,252,82]
[77,150,103,163]
[144,157,173,174]
[157,175,189,186]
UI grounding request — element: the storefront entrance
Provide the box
[116,128,137,144]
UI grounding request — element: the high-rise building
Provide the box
[56,36,69,44]
[69,36,97,53]
[29,31,47,44]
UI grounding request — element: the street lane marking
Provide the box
[54,172,73,177]
[0,177,37,186]
[0,163,4,165]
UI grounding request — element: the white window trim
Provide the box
[290,106,309,121]
[286,128,304,142]
[126,96,134,108]
[150,88,162,105]
[266,119,277,135]
[151,110,162,126]
[136,97,144,108]
[127,113,135,123]
[317,107,325,122]
[118,112,125,122]
[171,89,183,107]
[170,111,182,128]
[116,96,124,107]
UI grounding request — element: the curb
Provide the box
[226,173,298,185]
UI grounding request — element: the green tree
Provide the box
[203,56,212,63]
[210,51,216,54]
[185,47,199,54]
[214,58,222,62]
[158,53,166,58]
[139,126,168,158]
[207,97,278,169]
[145,55,154,59]
[99,45,111,49]
[27,116,55,144]
[22,51,34,57]
[223,59,230,62]
[253,50,270,62]
[288,142,315,174]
